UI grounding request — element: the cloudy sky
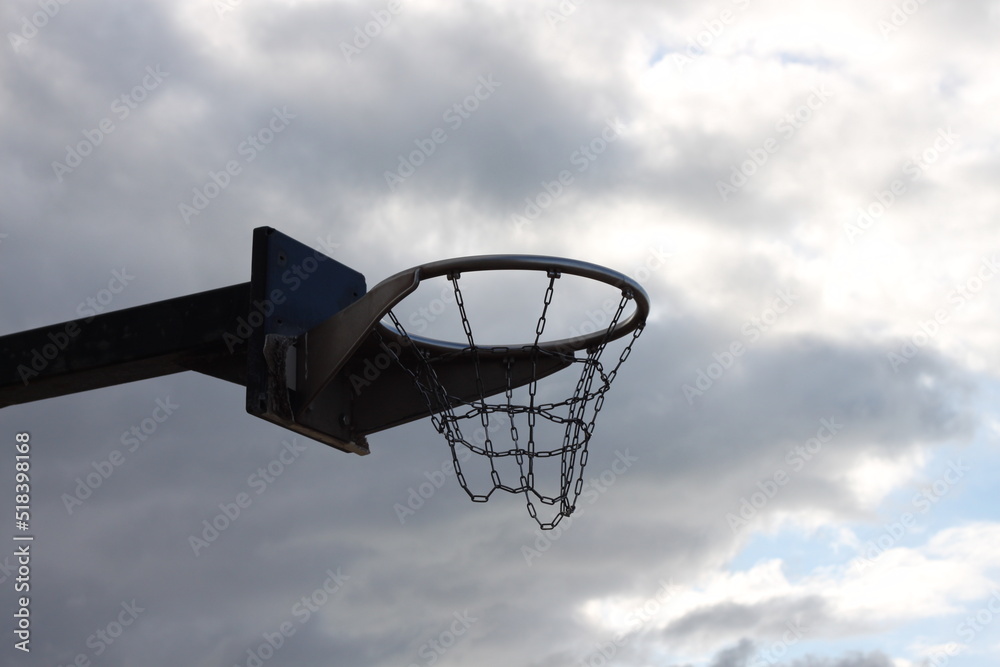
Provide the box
[2,0,1000,665]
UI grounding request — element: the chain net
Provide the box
[379,270,643,529]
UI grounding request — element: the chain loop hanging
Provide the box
[378,274,644,530]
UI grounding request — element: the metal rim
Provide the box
[378,254,650,353]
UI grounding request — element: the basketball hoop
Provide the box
[374,256,649,529]
[0,226,651,531]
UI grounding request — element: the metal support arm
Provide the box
[0,283,252,408]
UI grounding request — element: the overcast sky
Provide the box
[2,0,1000,666]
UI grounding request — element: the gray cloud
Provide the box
[1,0,995,665]
[662,596,825,645]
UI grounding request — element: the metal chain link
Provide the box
[376,275,645,529]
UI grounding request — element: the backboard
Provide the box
[244,227,369,454]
